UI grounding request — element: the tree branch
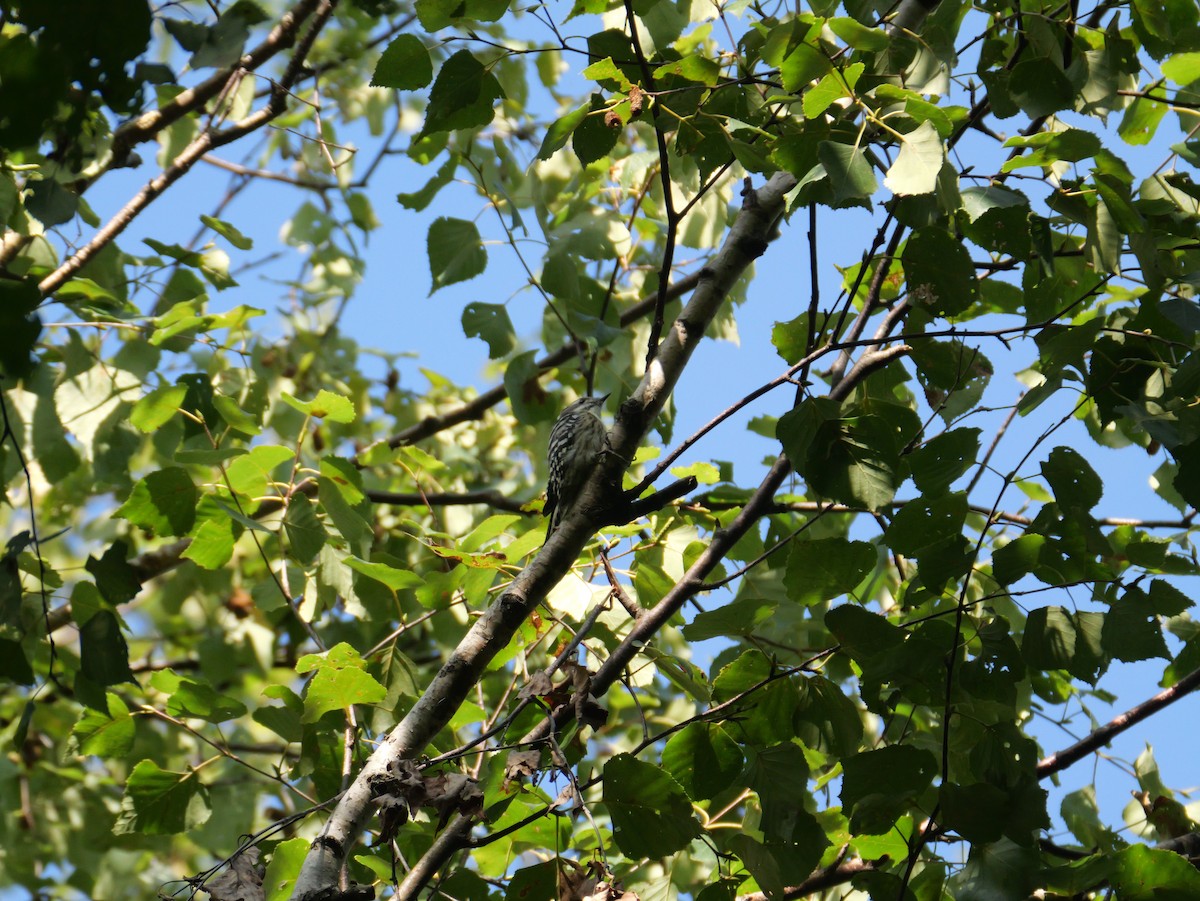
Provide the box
[37,0,337,298]
[384,271,702,449]
[367,489,530,515]
[1036,662,1200,779]
[288,172,799,901]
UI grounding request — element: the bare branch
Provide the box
[1036,663,1200,779]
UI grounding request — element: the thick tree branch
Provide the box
[393,344,912,891]
[288,172,799,901]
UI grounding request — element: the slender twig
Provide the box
[622,0,680,368]
[368,489,530,514]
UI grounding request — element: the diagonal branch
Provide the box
[37,0,338,298]
[1036,662,1200,779]
[384,272,701,449]
[288,172,799,901]
[394,343,912,894]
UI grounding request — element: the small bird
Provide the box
[545,394,609,534]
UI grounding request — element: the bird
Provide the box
[545,394,609,534]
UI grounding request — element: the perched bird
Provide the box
[545,394,609,534]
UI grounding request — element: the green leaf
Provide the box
[503,349,554,424]
[795,675,863,757]
[302,664,387,722]
[1041,447,1103,511]
[182,507,240,570]
[255,686,305,743]
[902,227,979,317]
[909,428,980,495]
[420,50,503,137]
[1132,0,1200,60]
[0,278,42,379]
[603,753,701,858]
[746,742,818,843]
[537,101,590,160]
[992,533,1045,585]
[461,302,515,358]
[85,541,141,605]
[783,538,876,605]
[883,121,944,196]
[653,55,720,85]
[114,760,211,835]
[344,556,424,591]
[115,467,197,537]
[670,461,721,484]
[885,493,968,557]
[817,140,878,208]
[318,476,372,556]
[841,745,938,834]
[959,185,1032,257]
[581,58,633,91]
[72,693,135,758]
[150,669,248,722]
[1023,607,1106,683]
[786,406,908,511]
[828,17,890,50]
[504,863,558,901]
[1002,129,1100,172]
[1101,588,1170,663]
[825,605,905,663]
[683,596,779,640]
[938,782,1007,844]
[571,97,619,166]
[281,389,356,423]
[200,214,253,250]
[0,637,34,685]
[398,156,457,210]
[79,611,135,688]
[1163,51,1200,83]
[371,34,432,90]
[130,383,188,433]
[1008,57,1075,117]
[264,838,310,901]
[662,723,744,801]
[1111,844,1200,898]
[283,494,326,564]
[804,69,852,119]
[428,217,487,291]
[780,42,831,92]
[26,178,79,226]
[226,445,294,498]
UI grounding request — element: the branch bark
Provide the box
[1036,661,1200,779]
[288,172,799,901]
[389,345,914,893]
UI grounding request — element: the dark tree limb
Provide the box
[1037,663,1200,779]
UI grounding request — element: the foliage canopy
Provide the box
[3,0,1200,898]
